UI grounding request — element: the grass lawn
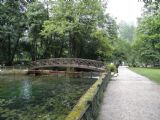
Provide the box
[129,67,160,84]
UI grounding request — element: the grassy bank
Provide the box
[0,69,28,75]
[130,67,160,84]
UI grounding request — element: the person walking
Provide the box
[115,60,121,75]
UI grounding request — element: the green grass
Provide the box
[130,67,160,84]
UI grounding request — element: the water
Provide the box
[0,75,96,120]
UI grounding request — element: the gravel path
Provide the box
[97,67,160,120]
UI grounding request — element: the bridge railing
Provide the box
[30,58,104,69]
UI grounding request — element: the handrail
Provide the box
[29,58,105,72]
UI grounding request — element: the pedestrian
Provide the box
[116,63,119,73]
[115,61,121,76]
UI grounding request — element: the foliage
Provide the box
[118,21,136,42]
[0,0,118,65]
[140,0,160,4]
[41,0,115,59]
[133,5,160,66]
[112,1,160,67]
[105,64,116,72]
[0,0,26,65]
[26,1,48,60]
[112,38,132,65]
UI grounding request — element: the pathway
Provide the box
[97,66,160,120]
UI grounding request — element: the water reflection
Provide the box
[20,80,32,100]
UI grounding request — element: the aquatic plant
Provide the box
[0,75,96,120]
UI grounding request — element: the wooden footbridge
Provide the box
[29,58,105,72]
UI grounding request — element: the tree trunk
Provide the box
[58,39,64,57]
[10,34,20,65]
[7,35,12,66]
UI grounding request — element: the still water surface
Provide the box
[0,75,96,120]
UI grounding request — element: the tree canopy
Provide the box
[0,0,159,67]
[130,1,160,67]
[0,0,118,65]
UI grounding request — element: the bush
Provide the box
[105,64,116,72]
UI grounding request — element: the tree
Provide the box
[134,4,160,66]
[26,1,48,60]
[112,39,132,64]
[0,0,26,65]
[0,0,118,65]
[41,0,114,60]
[142,1,160,16]
[118,21,136,42]
[139,0,160,4]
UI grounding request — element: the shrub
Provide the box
[105,64,116,72]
